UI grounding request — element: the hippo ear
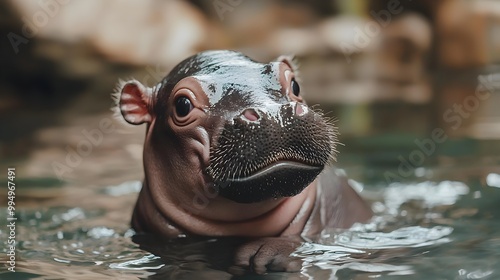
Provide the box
[114,79,154,125]
[276,55,300,74]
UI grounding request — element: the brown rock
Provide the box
[436,0,500,68]
[374,12,432,85]
[9,0,211,66]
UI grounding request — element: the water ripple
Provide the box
[335,226,453,249]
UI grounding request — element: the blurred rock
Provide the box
[319,15,379,55]
[91,0,209,66]
[210,1,320,60]
[436,0,500,68]
[374,12,432,104]
[9,0,212,67]
[375,13,432,83]
[301,12,432,105]
[190,0,338,19]
[264,27,326,58]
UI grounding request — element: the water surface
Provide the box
[1,112,499,280]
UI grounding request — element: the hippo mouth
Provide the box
[206,105,338,203]
[214,160,324,204]
[228,161,322,182]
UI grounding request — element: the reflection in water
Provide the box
[2,174,499,279]
[487,173,500,188]
[109,254,164,270]
[383,181,469,210]
[333,225,453,249]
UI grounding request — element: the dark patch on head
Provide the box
[210,87,254,116]
[154,50,259,121]
[208,83,216,93]
[261,64,273,75]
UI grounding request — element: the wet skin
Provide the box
[116,50,372,274]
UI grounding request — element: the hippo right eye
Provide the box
[175,97,193,117]
[291,78,300,97]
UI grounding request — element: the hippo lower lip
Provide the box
[227,161,322,182]
[216,161,324,203]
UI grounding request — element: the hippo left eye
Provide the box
[175,96,193,117]
[291,78,300,97]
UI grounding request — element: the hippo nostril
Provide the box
[242,109,260,122]
[295,103,308,116]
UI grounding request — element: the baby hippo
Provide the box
[116,50,372,274]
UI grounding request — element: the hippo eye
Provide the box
[175,96,193,117]
[291,78,300,97]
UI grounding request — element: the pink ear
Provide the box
[118,80,153,125]
[276,55,299,73]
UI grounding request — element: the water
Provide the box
[2,176,500,279]
[1,114,500,279]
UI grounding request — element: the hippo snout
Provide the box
[207,102,338,203]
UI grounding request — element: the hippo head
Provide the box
[117,50,338,207]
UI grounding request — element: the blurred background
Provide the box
[1,1,500,278]
[1,0,499,203]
